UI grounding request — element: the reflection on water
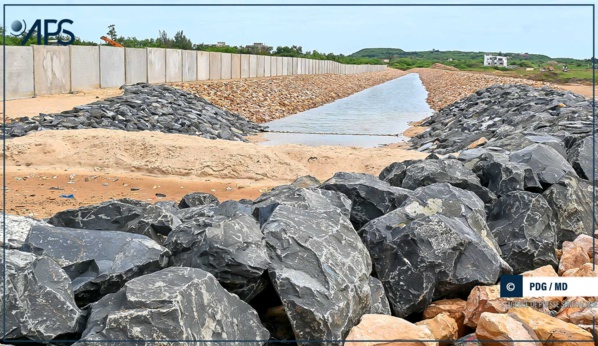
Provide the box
[260,73,433,148]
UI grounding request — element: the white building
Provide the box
[484,54,508,67]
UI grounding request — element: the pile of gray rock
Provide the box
[410,84,594,155]
[7,148,595,344]
[4,83,264,141]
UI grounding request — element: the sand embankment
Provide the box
[171,70,408,123]
[4,129,426,217]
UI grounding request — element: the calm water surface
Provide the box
[260,73,433,147]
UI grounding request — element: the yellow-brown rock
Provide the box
[475,312,539,345]
[422,298,467,337]
[558,241,591,275]
[415,313,458,343]
[508,307,594,345]
[556,297,590,323]
[344,314,438,346]
[562,263,598,277]
[464,286,508,328]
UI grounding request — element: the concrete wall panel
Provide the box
[125,48,147,84]
[209,52,222,80]
[231,54,241,79]
[257,55,265,77]
[276,57,283,75]
[221,53,232,79]
[197,51,209,80]
[33,45,70,95]
[99,46,125,88]
[70,46,99,91]
[292,58,298,75]
[182,50,197,82]
[282,57,289,76]
[147,48,166,83]
[264,56,271,77]
[241,55,250,78]
[0,46,34,100]
[249,55,258,78]
[165,49,183,82]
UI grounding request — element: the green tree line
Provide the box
[1,25,382,65]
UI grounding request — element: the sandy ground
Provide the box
[3,129,427,217]
[2,88,124,120]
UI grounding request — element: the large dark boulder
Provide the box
[360,183,500,253]
[178,192,219,208]
[48,199,145,231]
[48,199,181,242]
[361,214,511,317]
[567,135,597,182]
[368,277,391,315]
[252,185,351,226]
[164,213,270,302]
[542,174,597,245]
[509,144,577,186]
[126,203,182,242]
[487,191,558,273]
[473,158,543,195]
[2,249,82,341]
[400,159,496,204]
[263,205,372,345]
[20,224,170,306]
[76,267,269,345]
[319,172,413,229]
[378,160,418,186]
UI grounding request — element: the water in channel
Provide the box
[259,73,434,148]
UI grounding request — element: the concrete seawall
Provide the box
[1,45,387,100]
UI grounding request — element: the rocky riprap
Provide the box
[410,84,594,155]
[4,83,263,141]
[4,160,596,344]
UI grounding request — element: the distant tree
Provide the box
[173,30,193,50]
[107,24,117,41]
[157,30,170,48]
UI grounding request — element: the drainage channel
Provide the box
[259,73,433,148]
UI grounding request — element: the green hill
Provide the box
[349,48,589,69]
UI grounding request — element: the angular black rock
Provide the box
[360,183,500,253]
[319,172,413,230]
[48,199,146,231]
[48,199,181,242]
[473,158,542,195]
[567,135,598,182]
[400,159,497,204]
[509,144,577,186]
[368,277,392,315]
[5,83,264,141]
[21,224,170,306]
[378,160,417,187]
[361,214,511,317]
[164,213,270,301]
[487,191,558,273]
[263,205,372,345]
[2,249,82,341]
[76,267,269,345]
[252,185,352,226]
[178,192,219,208]
[542,174,597,245]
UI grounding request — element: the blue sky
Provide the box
[1,0,594,59]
